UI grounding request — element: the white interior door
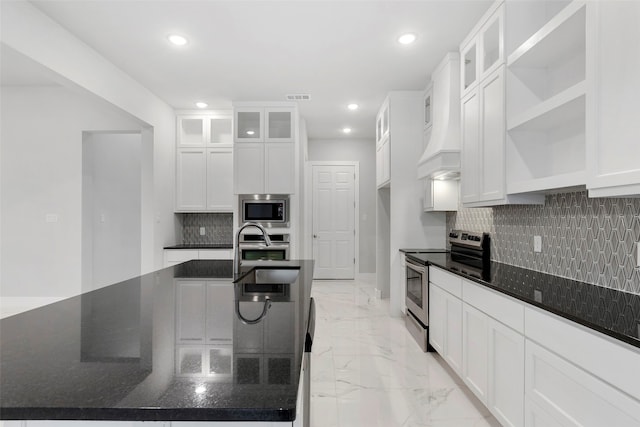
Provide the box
[312,164,355,279]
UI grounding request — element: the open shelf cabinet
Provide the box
[505,0,587,195]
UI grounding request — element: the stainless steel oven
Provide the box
[238,233,290,261]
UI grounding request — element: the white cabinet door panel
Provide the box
[444,290,463,375]
[234,143,264,194]
[176,149,207,210]
[525,340,640,427]
[488,319,524,427]
[479,67,505,202]
[265,143,294,194]
[429,283,445,354]
[207,148,233,211]
[462,302,488,403]
[461,90,480,204]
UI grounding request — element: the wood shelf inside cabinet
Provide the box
[507,171,586,195]
[507,81,585,131]
[507,1,585,69]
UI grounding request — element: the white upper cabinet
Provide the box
[235,108,264,142]
[586,0,640,197]
[235,106,295,143]
[461,2,504,97]
[178,113,233,147]
[505,0,587,194]
[375,98,390,147]
[233,103,297,194]
[460,0,545,206]
[375,97,391,188]
[175,112,234,212]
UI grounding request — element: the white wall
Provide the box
[307,138,376,273]
[0,87,148,311]
[1,1,176,315]
[385,92,447,316]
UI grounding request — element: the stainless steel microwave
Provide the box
[240,195,288,227]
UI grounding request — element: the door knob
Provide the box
[313,234,317,238]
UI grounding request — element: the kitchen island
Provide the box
[0,259,314,425]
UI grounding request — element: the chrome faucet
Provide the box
[234,222,272,275]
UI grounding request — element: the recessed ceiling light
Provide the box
[195,102,208,109]
[347,103,359,111]
[168,34,188,46]
[398,33,417,45]
[342,127,352,134]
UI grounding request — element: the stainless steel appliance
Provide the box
[448,229,491,280]
[240,195,288,227]
[238,233,290,261]
[404,230,490,352]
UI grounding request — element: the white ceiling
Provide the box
[13,0,491,139]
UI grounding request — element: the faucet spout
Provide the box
[234,222,272,275]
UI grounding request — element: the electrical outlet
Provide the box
[199,227,206,236]
[534,235,542,253]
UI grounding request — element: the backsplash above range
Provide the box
[447,191,640,295]
[176,213,233,245]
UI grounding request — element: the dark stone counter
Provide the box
[405,251,640,349]
[0,259,314,422]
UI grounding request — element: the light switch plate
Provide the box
[199,227,206,236]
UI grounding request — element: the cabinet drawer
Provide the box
[430,267,462,298]
[199,249,233,260]
[463,279,524,334]
[525,306,640,400]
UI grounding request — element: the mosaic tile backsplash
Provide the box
[446,191,640,295]
[177,213,233,245]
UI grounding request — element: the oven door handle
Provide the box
[405,259,427,274]
[238,243,290,250]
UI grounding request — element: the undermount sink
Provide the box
[241,268,300,284]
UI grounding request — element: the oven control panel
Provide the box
[449,230,488,249]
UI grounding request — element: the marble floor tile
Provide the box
[310,279,499,427]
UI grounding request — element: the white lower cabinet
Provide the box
[525,340,640,427]
[443,291,463,375]
[488,318,524,427]
[462,302,488,402]
[462,284,524,427]
[432,267,640,427]
[428,268,463,376]
[428,282,445,355]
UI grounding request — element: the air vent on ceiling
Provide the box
[286,94,311,101]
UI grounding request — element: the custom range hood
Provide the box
[417,52,461,180]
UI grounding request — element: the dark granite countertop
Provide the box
[164,244,233,249]
[405,251,640,349]
[0,259,314,422]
